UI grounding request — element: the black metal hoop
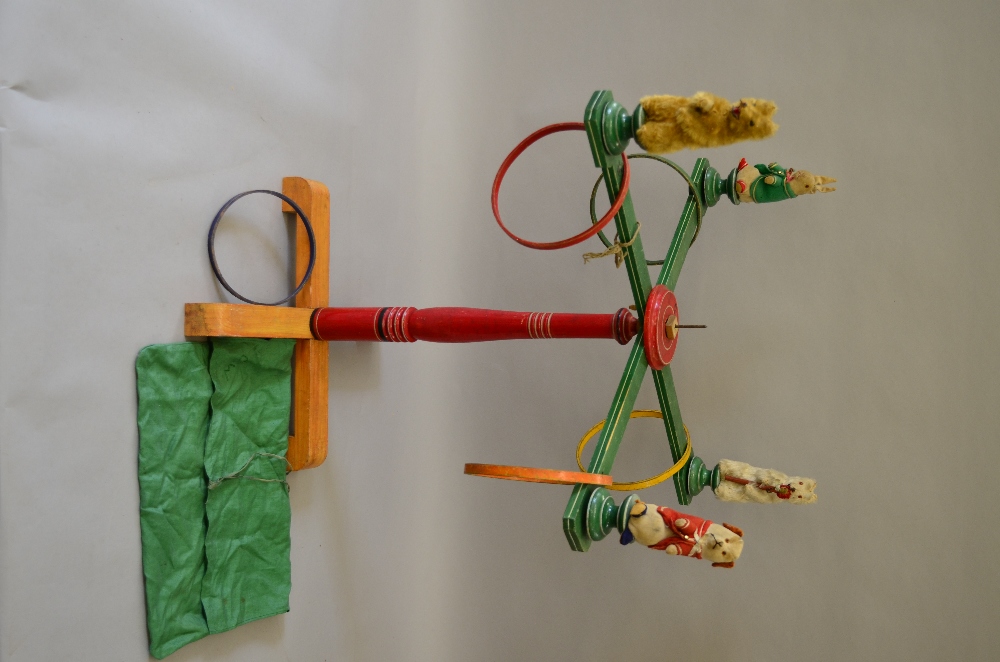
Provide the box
[207,189,316,306]
[589,154,705,267]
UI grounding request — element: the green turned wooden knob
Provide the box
[702,165,723,207]
[585,488,616,541]
[585,489,639,541]
[600,100,644,156]
[702,165,740,207]
[725,167,742,205]
[685,456,721,497]
[616,493,640,534]
[631,103,645,140]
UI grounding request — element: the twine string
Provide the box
[208,452,291,492]
[582,222,642,268]
[588,154,705,267]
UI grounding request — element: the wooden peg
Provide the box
[665,314,678,340]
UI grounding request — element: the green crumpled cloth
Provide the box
[137,338,296,659]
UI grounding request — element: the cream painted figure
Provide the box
[714,459,818,504]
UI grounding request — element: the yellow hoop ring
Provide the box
[576,410,692,491]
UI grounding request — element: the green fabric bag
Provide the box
[137,343,213,658]
[137,338,296,659]
[202,339,295,633]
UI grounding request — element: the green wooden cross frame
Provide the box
[563,91,728,551]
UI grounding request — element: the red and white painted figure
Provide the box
[620,499,744,568]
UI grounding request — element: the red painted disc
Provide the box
[464,463,612,486]
[643,285,679,370]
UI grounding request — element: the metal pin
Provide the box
[628,306,706,329]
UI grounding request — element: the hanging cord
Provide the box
[582,222,642,268]
[208,452,291,492]
[576,410,692,491]
[588,154,704,267]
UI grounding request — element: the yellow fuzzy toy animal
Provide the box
[636,92,778,154]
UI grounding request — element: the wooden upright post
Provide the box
[282,177,330,471]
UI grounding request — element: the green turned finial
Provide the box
[600,100,644,156]
[585,489,639,542]
[583,91,645,168]
[631,103,645,140]
[685,456,721,497]
[702,165,724,207]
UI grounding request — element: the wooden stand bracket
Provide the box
[185,176,330,471]
[283,177,329,471]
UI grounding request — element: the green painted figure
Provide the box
[734,158,836,204]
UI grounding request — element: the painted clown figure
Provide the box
[732,158,836,204]
[620,499,745,567]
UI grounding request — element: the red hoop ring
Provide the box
[491,122,631,250]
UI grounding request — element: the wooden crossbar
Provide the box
[184,303,313,338]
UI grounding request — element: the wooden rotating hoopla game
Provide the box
[139,87,834,658]
[187,89,831,558]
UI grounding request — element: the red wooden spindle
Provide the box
[311,306,638,345]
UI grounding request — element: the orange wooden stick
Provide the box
[464,463,612,486]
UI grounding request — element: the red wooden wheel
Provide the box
[491,122,631,250]
[464,463,612,486]
[643,285,679,370]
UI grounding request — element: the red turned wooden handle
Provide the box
[312,306,638,344]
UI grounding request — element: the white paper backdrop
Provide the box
[2,1,999,659]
